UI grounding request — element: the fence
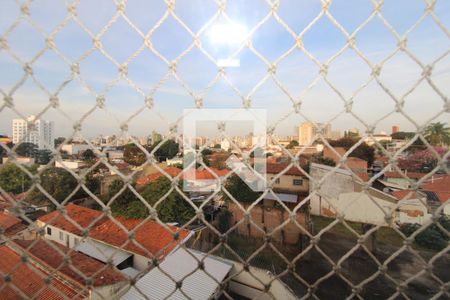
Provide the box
[0,0,449,299]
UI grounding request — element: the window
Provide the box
[46,227,52,235]
[293,179,303,186]
[271,177,280,184]
[59,231,64,241]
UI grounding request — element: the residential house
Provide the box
[36,204,193,273]
[310,163,430,225]
[12,239,127,299]
[0,244,83,299]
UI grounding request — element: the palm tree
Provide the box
[424,122,450,146]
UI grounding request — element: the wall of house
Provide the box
[36,220,81,248]
[90,282,128,300]
[309,163,355,215]
[133,253,150,271]
[228,203,307,245]
[267,173,309,193]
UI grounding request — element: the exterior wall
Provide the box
[36,220,81,248]
[228,263,297,300]
[386,177,413,189]
[267,173,309,193]
[55,160,86,170]
[12,117,54,149]
[90,282,128,300]
[309,163,354,215]
[228,202,307,245]
[316,192,431,225]
[133,253,150,271]
[61,144,90,155]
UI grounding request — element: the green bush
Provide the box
[400,217,449,251]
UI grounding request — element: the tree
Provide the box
[140,177,195,224]
[213,144,221,149]
[424,122,450,146]
[0,163,36,194]
[15,142,37,157]
[35,149,52,165]
[391,131,415,140]
[123,144,147,166]
[81,149,96,161]
[54,137,66,148]
[313,156,336,166]
[286,140,299,149]
[398,146,448,172]
[224,174,261,204]
[27,167,78,205]
[329,138,375,166]
[152,140,179,162]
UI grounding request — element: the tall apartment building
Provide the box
[298,122,332,145]
[12,115,54,149]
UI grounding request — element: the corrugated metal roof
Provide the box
[121,247,233,300]
[75,239,132,266]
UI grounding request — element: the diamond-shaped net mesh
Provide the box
[1,0,449,299]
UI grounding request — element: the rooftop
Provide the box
[88,217,192,260]
[13,239,127,287]
[122,247,233,300]
[0,212,26,236]
[0,245,83,299]
[37,204,107,236]
[266,163,305,176]
[384,171,426,180]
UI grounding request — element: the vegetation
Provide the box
[286,140,299,149]
[123,143,148,166]
[81,149,96,161]
[424,122,450,146]
[15,142,37,157]
[391,131,416,140]
[27,167,78,205]
[54,137,66,148]
[225,175,261,204]
[400,216,450,251]
[329,137,375,166]
[0,163,37,194]
[107,177,195,224]
[398,146,448,172]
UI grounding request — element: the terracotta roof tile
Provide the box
[0,245,83,299]
[266,163,305,176]
[89,217,192,260]
[37,204,107,236]
[384,171,426,180]
[392,190,423,201]
[136,167,229,187]
[136,167,182,187]
[0,212,21,230]
[13,240,126,287]
[422,175,450,193]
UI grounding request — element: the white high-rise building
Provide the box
[12,115,54,149]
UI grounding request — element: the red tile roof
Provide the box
[384,171,426,180]
[0,212,26,237]
[266,163,305,176]
[37,204,107,236]
[0,212,21,230]
[0,245,83,299]
[422,175,450,192]
[88,217,192,260]
[13,240,126,287]
[136,167,229,187]
[136,167,182,187]
[392,190,423,201]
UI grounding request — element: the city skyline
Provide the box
[1,1,449,138]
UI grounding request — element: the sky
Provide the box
[0,0,449,140]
